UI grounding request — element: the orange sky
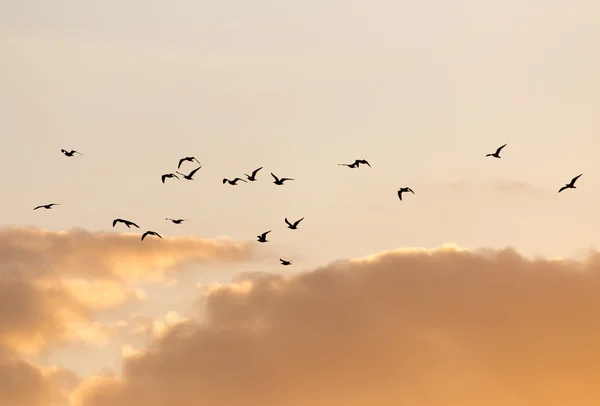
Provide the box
[2,0,600,405]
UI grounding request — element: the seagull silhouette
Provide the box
[33,203,60,210]
[486,144,507,158]
[166,218,188,224]
[176,166,202,180]
[112,218,139,228]
[558,174,582,193]
[271,173,294,185]
[244,167,263,181]
[141,231,162,241]
[285,217,304,230]
[280,259,292,266]
[257,230,271,243]
[177,156,200,169]
[60,149,83,157]
[161,173,179,183]
[223,178,247,185]
[397,187,415,201]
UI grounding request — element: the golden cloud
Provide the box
[76,246,600,406]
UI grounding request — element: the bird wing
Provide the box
[193,157,200,164]
[33,205,43,210]
[112,219,119,227]
[141,232,149,240]
[161,175,167,183]
[558,185,567,193]
[408,188,415,194]
[281,178,294,182]
[397,190,403,200]
[285,218,292,227]
[294,217,304,226]
[129,221,140,228]
[233,178,247,182]
[571,174,583,185]
[496,144,507,154]
[188,166,202,177]
[271,173,279,181]
[177,158,186,169]
[155,232,163,238]
[252,167,263,177]
[222,179,228,184]
[74,151,83,156]
[264,230,271,236]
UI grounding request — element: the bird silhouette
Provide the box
[355,159,371,167]
[161,173,179,183]
[178,156,200,169]
[338,161,359,168]
[222,178,247,185]
[271,173,294,185]
[397,187,415,201]
[176,166,202,180]
[285,217,304,230]
[60,149,82,157]
[166,218,188,224]
[112,218,139,228]
[33,203,60,210]
[486,144,507,158]
[558,174,582,193]
[244,167,263,181]
[257,230,271,243]
[280,259,292,266]
[141,231,162,241]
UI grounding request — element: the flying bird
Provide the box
[141,231,162,241]
[355,159,371,167]
[338,161,359,168]
[222,177,247,185]
[280,259,292,266]
[178,156,200,169]
[33,203,60,210]
[166,218,188,224]
[486,144,507,158]
[244,167,263,181]
[176,166,202,180]
[112,218,139,228]
[397,187,415,201]
[271,173,294,185]
[161,173,179,183]
[60,149,82,157]
[257,230,271,243]
[285,217,304,230]
[558,174,582,193]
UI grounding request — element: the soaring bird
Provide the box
[223,177,247,185]
[141,231,162,241]
[280,259,292,266]
[166,218,188,224]
[338,161,359,168]
[33,203,60,210]
[257,230,271,243]
[486,144,507,158]
[271,173,294,185]
[112,218,139,228]
[397,187,415,201]
[558,174,582,193]
[178,156,200,169]
[244,167,263,181]
[176,166,202,180]
[285,217,304,230]
[161,173,179,183]
[60,149,82,157]
[355,159,371,167]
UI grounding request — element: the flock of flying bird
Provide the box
[34,144,584,265]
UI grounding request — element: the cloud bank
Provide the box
[74,245,600,406]
[0,227,254,405]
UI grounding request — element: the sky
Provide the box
[1,0,600,405]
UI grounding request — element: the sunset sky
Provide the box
[2,1,600,405]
